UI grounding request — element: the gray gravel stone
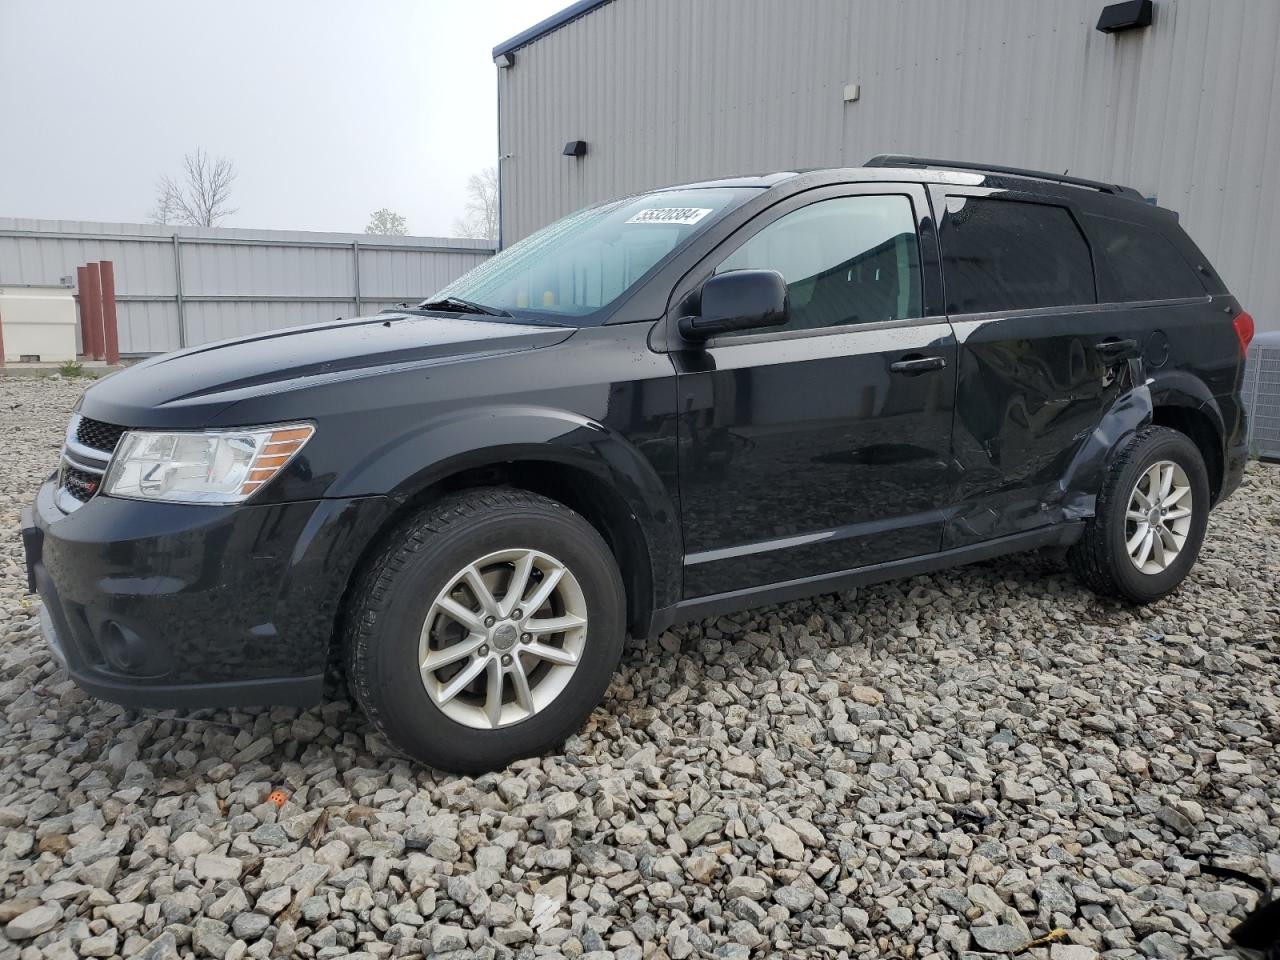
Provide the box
[762,822,804,861]
[972,923,1030,952]
[171,831,212,859]
[0,379,1275,959]
[1051,946,1099,960]
[886,906,913,932]
[231,911,270,940]
[4,902,61,939]
[78,928,119,957]
[430,923,466,952]
[724,875,769,900]
[194,853,241,882]
[773,884,815,912]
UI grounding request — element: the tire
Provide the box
[1068,426,1210,604]
[344,488,625,773]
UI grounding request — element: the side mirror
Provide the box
[678,269,789,340]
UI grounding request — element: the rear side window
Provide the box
[1084,214,1207,301]
[940,197,1096,313]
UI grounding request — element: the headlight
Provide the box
[102,424,314,505]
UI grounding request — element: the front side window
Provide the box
[1084,214,1206,302]
[428,188,754,324]
[716,194,922,332]
[940,197,1096,313]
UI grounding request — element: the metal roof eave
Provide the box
[492,0,614,60]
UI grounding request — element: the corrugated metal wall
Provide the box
[497,0,1280,332]
[0,219,494,354]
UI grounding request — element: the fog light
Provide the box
[99,621,162,675]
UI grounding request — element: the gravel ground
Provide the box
[0,375,1277,960]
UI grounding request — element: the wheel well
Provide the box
[1151,405,1224,501]
[334,460,655,657]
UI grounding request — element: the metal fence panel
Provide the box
[358,247,490,301]
[181,300,358,347]
[0,218,493,355]
[179,240,356,299]
[116,301,181,355]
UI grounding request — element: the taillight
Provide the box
[1233,311,1255,355]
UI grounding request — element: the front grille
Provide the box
[62,466,102,502]
[76,417,127,453]
[58,414,123,512]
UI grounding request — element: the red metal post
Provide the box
[76,265,91,357]
[98,260,121,365]
[83,262,104,360]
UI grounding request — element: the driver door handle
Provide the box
[889,355,947,375]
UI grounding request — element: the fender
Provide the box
[1058,362,1229,522]
[1146,368,1223,463]
[1057,380,1154,521]
[324,403,683,616]
[1147,368,1227,439]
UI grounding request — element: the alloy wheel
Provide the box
[1124,459,1193,575]
[418,548,588,729]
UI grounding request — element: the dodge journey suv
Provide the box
[23,155,1252,772]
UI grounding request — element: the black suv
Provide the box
[23,156,1253,772]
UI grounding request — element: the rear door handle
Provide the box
[1095,338,1139,361]
[889,355,947,375]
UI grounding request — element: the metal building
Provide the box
[494,0,1280,332]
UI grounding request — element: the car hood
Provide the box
[80,312,575,428]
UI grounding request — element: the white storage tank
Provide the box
[0,284,78,363]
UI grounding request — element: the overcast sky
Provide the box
[0,0,566,236]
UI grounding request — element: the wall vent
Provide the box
[1097,0,1153,34]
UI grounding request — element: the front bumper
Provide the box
[22,480,392,709]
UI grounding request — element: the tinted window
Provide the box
[940,197,1095,313]
[1084,214,1206,301]
[717,194,921,332]
[430,187,754,325]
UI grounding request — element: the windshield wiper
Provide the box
[417,295,512,318]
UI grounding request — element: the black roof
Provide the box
[648,163,1163,217]
[865,154,1145,199]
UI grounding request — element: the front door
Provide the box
[673,184,956,598]
[929,185,1134,546]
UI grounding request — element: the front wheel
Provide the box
[1069,426,1210,604]
[344,488,625,773]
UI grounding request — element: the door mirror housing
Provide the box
[679,269,789,340]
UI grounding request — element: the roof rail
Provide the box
[865,154,1144,199]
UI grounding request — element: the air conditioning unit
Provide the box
[1243,331,1280,461]
[0,285,78,363]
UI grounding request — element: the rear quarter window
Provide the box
[939,197,1096,314]
[1083,214,1208,302]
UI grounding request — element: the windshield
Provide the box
[425,187,755,324]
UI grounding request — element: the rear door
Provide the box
[930,185,1135,546]
[673,184,957,598]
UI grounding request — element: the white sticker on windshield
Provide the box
[626,207,713,226]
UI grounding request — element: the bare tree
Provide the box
[151,149,238,227]
[365,208,409,236]
[452,167,498,242]
[151,188,183,227]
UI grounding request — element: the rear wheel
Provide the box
[345,488,625,772]
[1069,426,1209,604]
